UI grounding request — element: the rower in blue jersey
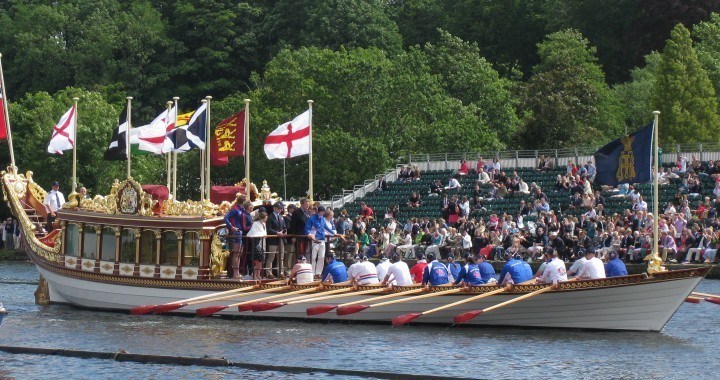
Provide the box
[519,254,534,281]
[446,254,461,282]
[453,256,485,286]
[605,252,628,277]
[476,255,497,283]
[422,253,449,286]
[498,253,532,284]
[321,253,348,284]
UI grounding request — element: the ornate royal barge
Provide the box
[1,169,711,331]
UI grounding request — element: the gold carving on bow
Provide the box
[210,234,229,278]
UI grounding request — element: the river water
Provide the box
[1,261,719,379]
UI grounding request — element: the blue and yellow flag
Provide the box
[593,122,654,186]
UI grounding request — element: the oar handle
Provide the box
[289,287,386,305]
[421,287,508,315]
[482,284,555,314]
[371,287,462,308]
[692,291,720,298]
[337,287,424,307]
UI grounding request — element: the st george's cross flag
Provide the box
[47,105,77,154]
[137,106,175,154]
[264,110,311,159]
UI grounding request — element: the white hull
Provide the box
[36,264,705,331]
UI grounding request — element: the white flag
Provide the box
[137,107,175,154]
[264,110,311,160]
[47,105,77,155]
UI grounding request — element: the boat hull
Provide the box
[34,261,706,331]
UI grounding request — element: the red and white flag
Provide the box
[0,83,7,140]
[264,110,311,159]
[136,106,175,154]
[47,105,77,154]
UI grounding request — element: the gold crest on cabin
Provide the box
[616,134,635,182]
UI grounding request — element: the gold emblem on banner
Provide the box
[616,135,635,182]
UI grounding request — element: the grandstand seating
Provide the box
[336,163,718,228]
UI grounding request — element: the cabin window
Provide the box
[139,230,155,264]
[160,232,178,265]
[101,228,116,261]
[183,231,201,266]
[120,229,136,263]
[65,223,79,257]
[82,226,97,260]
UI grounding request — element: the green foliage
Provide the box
[694,13,720,105]
[519,29,622,149]
[652,24,720,144]
[612,52,661,129]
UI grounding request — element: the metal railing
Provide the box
[325,142,720,209]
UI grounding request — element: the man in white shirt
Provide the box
[380,254,413,286]
[43,181,66,232]
[290,256,314,284]
[567,249,588,277]
[576,250,606,280]
[478,168,491,185]
[348,255,379,285]
[376,255,393,284]
[536,249,568,284]
[446,177,461,190]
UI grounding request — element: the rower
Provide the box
[422,253,449,287]
[476,254,497,284]
[498,252,532,285]
[321,253,348,284]
[605,252,628,277]
[380,253,413,286]
[376,254,392,284]
[446,254,461,283]
[346,254,363,279]
[289,256,313,285]
[536,249,568,284]
[567,248,587,277]
[453,256,486,286]
[576,249,606,280]
[348,254,379,285]
[409,252,427,283]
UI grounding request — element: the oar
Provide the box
[691,292,720,305]
[256,286,388,313]
[454,284,557,324]
[308,287,424,316]
[131,284,257,315]
[337,287,463,316]
[195,284,319,317]
[392,286,509,326]
[685,296,703,304]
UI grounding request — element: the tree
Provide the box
[261,0,403,55]
[652,23,720,144]
[693,13,720,105]
[519,29,622,149]
[423,30,520,144]
[612,52,661,130]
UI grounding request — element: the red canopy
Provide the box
[141,185,170,203]
[211,186,245,204]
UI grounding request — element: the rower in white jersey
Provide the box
[347,254,380,285]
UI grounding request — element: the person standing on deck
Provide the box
[305,205,329,277]
[290,197,311,263]
[224,195,250,279]
[43,181,65,232]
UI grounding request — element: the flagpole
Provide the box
[200,99,207,201]
[172,96,179,200]
[283,159,287,201]
[0,53,17,173]
[652,110,660,259]
[165,101,172,190]
[244,98,251,185]
[307,99,314,201]
[205,95,212,201]
[126,96,132,179]
[72,97,79,193]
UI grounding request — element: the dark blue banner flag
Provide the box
[593,121,654,186]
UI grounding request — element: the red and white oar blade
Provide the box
[195,305,229,317]
[453,310,483,324]
[130,304,159,315]
[306,305,337,316]
[391,313,422,327]
[252,302,286,312]
[154,303,188,314]
[706,297,720,305]
[336,304,370,316]
[685,297,702,304]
